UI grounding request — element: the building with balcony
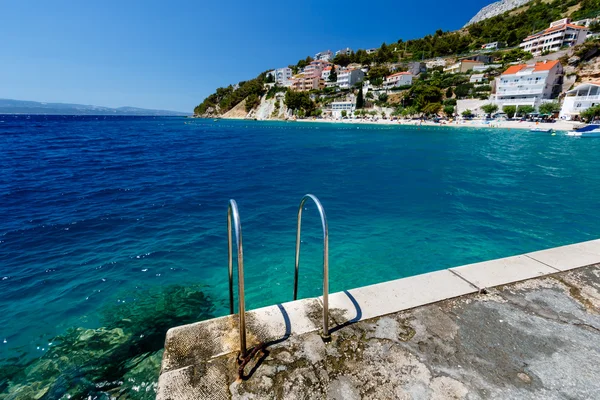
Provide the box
[303,60,330,78]
[330,101,355,118]
[493,60,563,108]
[269,67,292,86]
[384,72,413,89]
[559,81,600,120]
[337,69,364,89]
[314,50,333,61]
[290,75,324,92]
[520,18,588,56]
[443,60,484,74]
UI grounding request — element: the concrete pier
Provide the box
[156,240,600,399]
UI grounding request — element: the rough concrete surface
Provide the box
[157,265,600,400]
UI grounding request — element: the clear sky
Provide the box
[1,0,492,112]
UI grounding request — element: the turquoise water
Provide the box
[2,115,600,395]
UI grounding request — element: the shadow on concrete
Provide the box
[240,303,291,380]
[330,290,362,334]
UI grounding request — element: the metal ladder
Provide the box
[227,194,330,358]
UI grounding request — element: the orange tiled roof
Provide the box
[502,60,560,75]
[386,72,412,79]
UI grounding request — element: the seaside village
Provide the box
[248,17,600,125]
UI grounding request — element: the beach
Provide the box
[292,116,585,132]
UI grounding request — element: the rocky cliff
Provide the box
[465,0,533,26]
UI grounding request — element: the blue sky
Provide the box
[1,0,491,112]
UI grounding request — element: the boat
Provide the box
[566,124,600,137]
[530,127,553,133]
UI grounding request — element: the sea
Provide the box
[1,115,600,398]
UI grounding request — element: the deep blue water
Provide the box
[2,115,600,361]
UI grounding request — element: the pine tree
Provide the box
[356,86,365,109]
[329,66,337,83]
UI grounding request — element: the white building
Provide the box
[470,74,485,83]
[481,41,504,50]
[337,69,364,89]
[366,48,378,54]
[520,18,588,56]
[335,47,352,56]
[493,60,563,108]
[271,67,293,86]
[330,101,355,118]
[384,72,413,89]
[315,50,333,61]
[559,81,600,120]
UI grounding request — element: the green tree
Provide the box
[357,86,365,109]
[422,102,442,116]
[581,104,600,122]
[539,101,560,115]
[341,110,347,118]
[284,90,315,115]
[462,109,473,118]
[245,93,260,112]
[481,104,499,116]
[445,87,453,98]
[517,105,535,116]
[329,66,338,83]
[443,105,455,117]
[503,105,517,118]
[454,84,473,99]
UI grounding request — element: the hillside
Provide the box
[0,99,189,116]
[193,0,600,118]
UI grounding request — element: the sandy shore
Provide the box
[291,117,585,132]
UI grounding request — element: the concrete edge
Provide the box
[159,238,600,374]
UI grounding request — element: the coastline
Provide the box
[285,117,584,132]
[204,116,585,132]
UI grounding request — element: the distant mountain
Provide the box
[465,0,533,26]
[0,99,189,116]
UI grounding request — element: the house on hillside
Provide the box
[269,67,293,87]
[384,72,413,89]
[493,60,563,108]
[337,69,364,89]
[290,74,324,92]
[481,41,505,51]
[304,60,330,78]
[335,48,352,56]
[461,54,493,64]
[470,74,485,84]
[444,60,484,74]
[407,62,427,76]
[559,81,600,120]
[366,48,378,54]
[315,50,334,62]
[520,18,588,56]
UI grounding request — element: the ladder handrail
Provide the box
[293,194,330,340]
[227,199,247,357]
